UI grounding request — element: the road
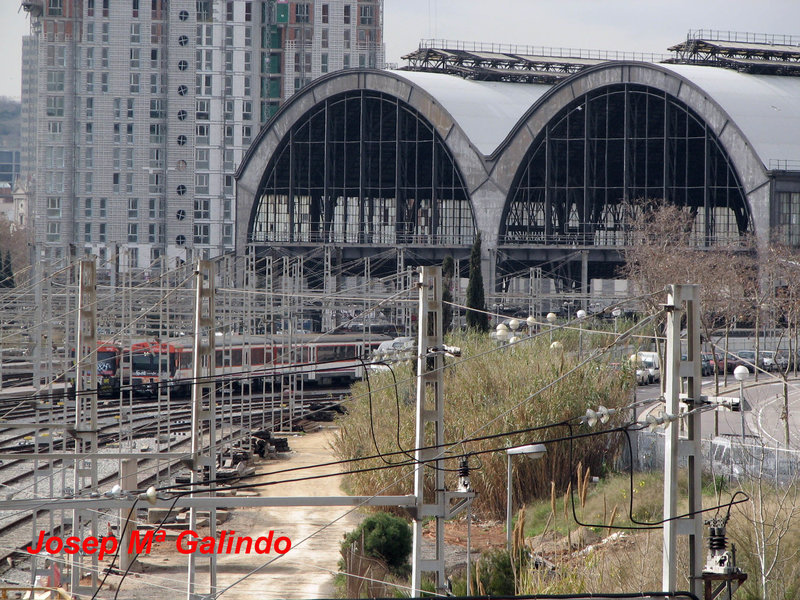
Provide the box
[636,371,800,448]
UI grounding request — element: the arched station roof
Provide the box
[236,62,800,261]
[660,63,800,168]
[384,70,553,156]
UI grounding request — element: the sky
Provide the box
[2,0,800,99]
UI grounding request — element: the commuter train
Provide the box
[66,342,124,397]
[168,332,390,396]
[78,333,390,397]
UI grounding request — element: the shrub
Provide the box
[341,512,412,575]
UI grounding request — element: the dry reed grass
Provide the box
[332,331,634,518]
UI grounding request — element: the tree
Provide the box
[442,255,454,332]
[730,445,800,599]
[0,218,28,286]
[466,234,489,331]
[621,200,752,396]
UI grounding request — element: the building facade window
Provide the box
[46,96,64,117]
[295,3,309,23]
[193,223,210,244]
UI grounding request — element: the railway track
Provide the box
[0,384,351,577]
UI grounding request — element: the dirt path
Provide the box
[118,427,361,600]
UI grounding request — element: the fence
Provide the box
[623,430,800,486]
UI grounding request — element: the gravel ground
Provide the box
[97,427,362,600]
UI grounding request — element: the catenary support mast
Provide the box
[411,266,446,593]
[662,284,703,598]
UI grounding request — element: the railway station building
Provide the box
[236,33,800,312]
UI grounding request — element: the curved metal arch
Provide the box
[248,89,476,248]
[500,83,752,247]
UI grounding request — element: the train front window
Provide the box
[132,353,156,373]
[97,350,118,374]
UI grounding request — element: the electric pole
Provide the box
[187,260,217,600]
[411,266,446,594]
[662,284,703,598]
[71,257,99,595]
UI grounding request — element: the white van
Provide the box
[369,336,416,371]
[636,351,661,384]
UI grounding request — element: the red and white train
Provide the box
[80,333,390,397]
[169,332,389,395]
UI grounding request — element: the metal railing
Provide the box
[631,430,800,486]
[417,39,670,63]
[768,159,800,171]
[249,231,476,246]
[686,29,800,47]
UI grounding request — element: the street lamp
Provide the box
[526,315,536,337]
[734,365,749,442]
[496,323,510,345]
[546,312,557,344]
[612,308,622,334]
[576,309,587,359]
[508,319,520,344]
[506,443,547,549]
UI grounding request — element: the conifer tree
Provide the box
[465,234,489,331]
[442,255,454,332]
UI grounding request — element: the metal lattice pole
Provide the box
[187,260,217,600]
[411,266,446,594]
[662,284,703,598]
[71,257,99,595]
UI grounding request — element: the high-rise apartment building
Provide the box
[20,0,383,271]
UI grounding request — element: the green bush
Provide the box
[474,549,516,595]
[341,512,412,575]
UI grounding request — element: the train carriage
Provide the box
[169,332,390,394]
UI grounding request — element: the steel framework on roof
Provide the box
[401,47,601,83]
[667,30,800,76]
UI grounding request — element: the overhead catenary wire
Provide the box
[0,266,752,596]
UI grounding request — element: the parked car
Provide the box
[704,351,741,374]
[773,350,790,372]
[701,354,714,376]
[687,352,714,376]
[760,350,778,372]
[737,350,759,373]
[610,361,648,386]
[631,362,649,385]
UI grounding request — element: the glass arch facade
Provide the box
[250,90,475,246]
[502,83,751,247]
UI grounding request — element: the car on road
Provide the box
[737,350,759,373]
